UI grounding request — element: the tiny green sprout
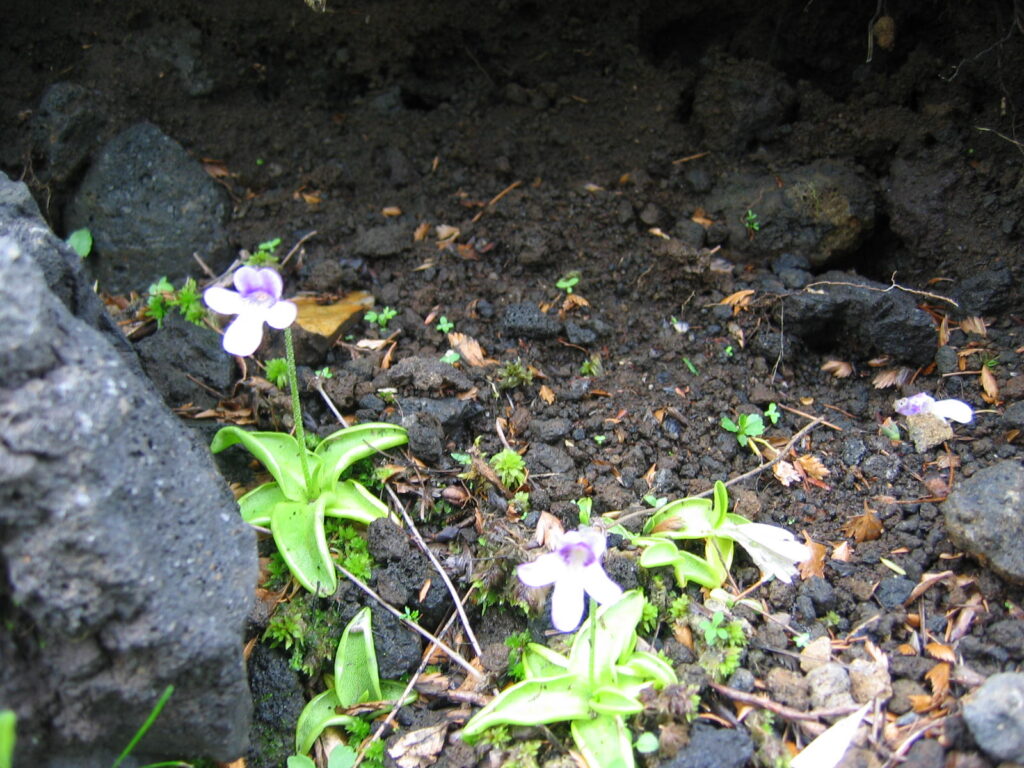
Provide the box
[764,402,780,425]
[879,419,901,441]
[66,228,93,258]
[793,632,811,649]
[146,276,207,328]
[450,452,472,465]
[683,357,698,375]
[175,277,205,325]
[440,350,461,365]
[985,356,1000,368]
[822,610,841,628]
[555,272,580,294]
[315,366,333,379]
[255,157,265,165]
[743,209,761,232]
[436,315,454,333]
[699,611,730,647]
[669,595,690,620]
[376,388,397,404]
[365,306,397,330]
[575,497,593,525]
[265,358,289,389]
[640,599,659,634]
[720,412,766,447]
[724,345,734,358]
[635,732,660,755]
[504,630,533,681]
[248,237,281,267]
[643,494,667,508]
[497,359,533,390]
[399,606,422,623]
[579,355,603,377]
[489,448,527,489]
[593,434,607,445]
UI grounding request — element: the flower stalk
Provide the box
[284,327,312,492]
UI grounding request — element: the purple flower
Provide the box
[203,267,297,356]
[894,393,973,424]
[517,527,623,632]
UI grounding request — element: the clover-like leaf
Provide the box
[271,498,336,596]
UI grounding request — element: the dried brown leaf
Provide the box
[795,454,830,480]
[832,540,852,562]
[842,505,883,542]
[821,360,853,378]
[388,723,449,768]
[773,460,802,487]
[799,531,827,579]
[937,314,950,347]
[719,289,755,315]
[447,332,496,367]
[872,367,913,389]
[925,642,957,663]
[534,511,564,549]
[925,661,951,698]
[382,206,402,217]
[413,221,431,241]
[980,365,999,400]
[960,316,987,337]
[538,384,556,404]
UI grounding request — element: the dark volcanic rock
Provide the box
[0,176,254,766]
[662,721,754,768]
[963,672,1024,763]
[65,121,230,293]
[501,302,561,340]
[781,270,936,366]
[943,460,1024,584]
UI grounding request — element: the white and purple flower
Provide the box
[517,527,623,632]
[203,266,297,356]
[894,393,973,424]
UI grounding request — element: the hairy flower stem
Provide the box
[284,328,312,491]
[589,596,597,689]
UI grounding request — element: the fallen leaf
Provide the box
[648,227,671,239]
[691,207,714,228]
[960,316,987,336]
[925,661,951,698]
[831,541,852,562]
[937,314,950,347]
[925,642,956,663]
[726,321,745,349]
[980,365,999,400]
[539,384,556,404]
[719,289,755,315]
[202,159,233,178]
[447,332,496,367]
[413,221,431,241]
[872,367,913,389]
[903,571,954,605]
[382,206,402,217]
[293,292,374,341]
[795,454,830,480]
[820,360,853,378]
[435,224,460,245]
[561,293,591,313]
[388,722,449,768]
[535,511,564,548]
[799,532,827,579]
[773,460,802,487]
[842,505,883,542]
[790,703,870,768]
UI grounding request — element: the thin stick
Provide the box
[280,229,318,267]
[778,403,842,431]
[804,272,959,308]
[708,681,861,722]
[386,485,483,658]
[312,378,349,427]
[672,151,710,165]
[471,180,522,223]
[335,563,482,680]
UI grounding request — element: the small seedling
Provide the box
[720,413,766,447]
[683,357,698,375]
[593,434,606,445]
[743,209,761,233]
[450,452,472,466]
[497,359,533,390]
[146,276,207,328]
[436,316,454,333]
[440,350,461,365]
[793,632,811,649]
[66,228,93,258]
[315,366,333,379]
[724,345,734,358]
[376,388,397,404]
[489,448,527,489]
[668,594,690,620]
[764,402,780,425]
[579,355,602,377]
[635,732,660,755]
[265,358,289,389]
[643,494,667,508]
[555,272,580,294]
[365,306,397,330]
[574,497,593,525]
[399,606,422,623]
[248,237,281,267]
[699,611,730,646]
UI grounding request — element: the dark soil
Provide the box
[4,1,1024,766]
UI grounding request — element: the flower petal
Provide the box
[581,563,623,605]
[233,266,262,294]
[203,285,245,316]
[722,522,809,584]
[255,267,284,299]
[550,569,586,632]
[221,314,265,356]
[931,399,973,424]
[265,299,297,329]
[894,393,934,416]
[517,552,565,588]
[576,527,607,560]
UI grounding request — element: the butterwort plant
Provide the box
[463,528,677,768]
[204,266,408,596]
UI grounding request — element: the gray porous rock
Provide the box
[943,460,1024,584]
[0,175,255,766]
[64,121,230,293]
[962,672,1024,763]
